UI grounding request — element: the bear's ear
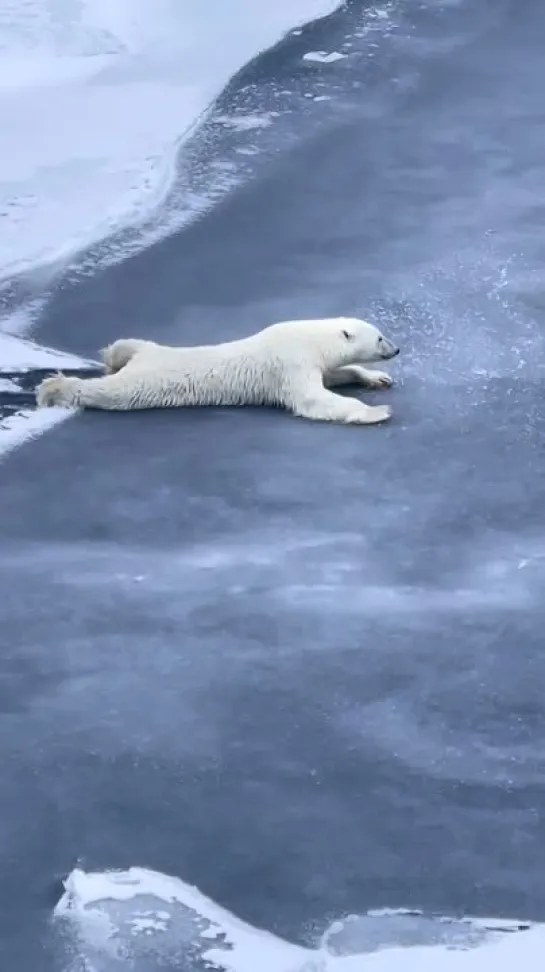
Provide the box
[341,328,355,341]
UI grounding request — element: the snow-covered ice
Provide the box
[55,866,545,972]
[0,0,341,284]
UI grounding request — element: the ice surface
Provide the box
[0,402,75,460]
[55,866,544,971]
[3,4,544,965]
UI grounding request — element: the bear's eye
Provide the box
[342,329,354,341]
[378,336,383,344]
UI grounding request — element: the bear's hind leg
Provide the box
[36,372,134,410]
[324,365,393,389]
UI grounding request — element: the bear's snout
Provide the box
[381,341,399,359]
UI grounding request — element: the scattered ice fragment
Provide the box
[302,50,347,63]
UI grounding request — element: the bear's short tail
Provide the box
[101,338,154,374]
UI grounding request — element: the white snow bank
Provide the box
[55,866,544,972]
[0,0,341,282]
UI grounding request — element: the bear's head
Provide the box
[316,317,399,370]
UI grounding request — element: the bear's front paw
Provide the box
[365,370,393,388]
[345,403,392,425]
[362,404,392,424]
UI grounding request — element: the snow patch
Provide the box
[54,866,544,972]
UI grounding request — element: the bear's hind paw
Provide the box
[35,373,79,408]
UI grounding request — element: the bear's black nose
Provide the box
[392,347,400,356]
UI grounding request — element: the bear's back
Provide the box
[122,339,287,408]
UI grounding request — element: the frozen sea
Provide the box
[1,0,545,969]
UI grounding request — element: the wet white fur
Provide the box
[35,317,399,425]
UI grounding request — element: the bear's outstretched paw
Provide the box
[345,403,391,425]
[294,387,392,425]
[363,369,393,389]
[35,373,80,408]
[324,366,393,389]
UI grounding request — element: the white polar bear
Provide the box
[35,317,399,425]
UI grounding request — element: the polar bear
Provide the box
[35,317,399,425]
